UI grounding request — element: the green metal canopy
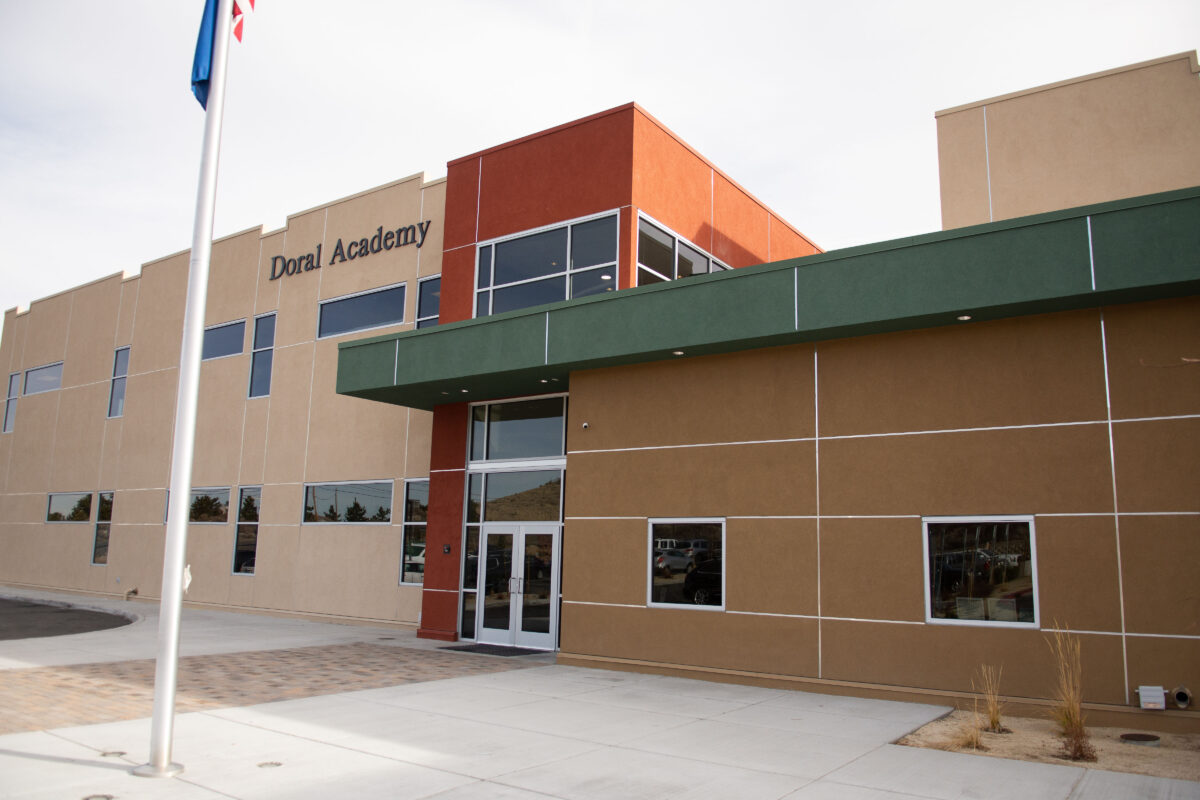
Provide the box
[337,186,1200,411]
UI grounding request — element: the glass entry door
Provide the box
[477,523,559,650]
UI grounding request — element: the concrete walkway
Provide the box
[1,588,1196,800]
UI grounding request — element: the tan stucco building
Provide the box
[2,55,1197,731]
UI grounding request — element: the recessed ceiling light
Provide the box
[460,388,469,393]
[957,315,972,321]
[672,350,685,356]
[600,274,612,281]
[539,379,548,383]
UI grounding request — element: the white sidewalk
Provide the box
[1,589,1197,799]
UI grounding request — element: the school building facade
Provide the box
[2,54,1197,730]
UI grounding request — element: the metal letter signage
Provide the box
[269,220,432,281]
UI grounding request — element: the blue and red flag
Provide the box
[191,0,253,109]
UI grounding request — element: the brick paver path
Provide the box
[0,642,536,734]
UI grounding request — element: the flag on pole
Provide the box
[191,0,219,109]
[192,0,252,108]
[232,0,255,43]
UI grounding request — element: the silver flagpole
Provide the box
[135,0,235,778]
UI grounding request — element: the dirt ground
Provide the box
[898,709,1200,782]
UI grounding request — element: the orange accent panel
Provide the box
[618,207,636,289]
[767,215,820,260]
[419,403,469,639]
[440,247,476,324]
[444,158,480,251]
[417,590,460,642]
[631,111,713,247]
[476,108,635,242]
[712,172,770,267]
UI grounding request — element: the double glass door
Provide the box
[476,523,559,650]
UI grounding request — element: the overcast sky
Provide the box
[1,1,1196,329]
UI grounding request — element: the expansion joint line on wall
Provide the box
[1099,312,1130,705]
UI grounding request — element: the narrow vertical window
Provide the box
[416,276,441,329]
[2,373,17,433]
[400,480,428,583]
[234,486,261,574]
[92,492,113,565]
[249,314,275,398]
[108,347,130,418]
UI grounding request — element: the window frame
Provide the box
[188,486,231,524]
[400,479,429,585]
[107,346,130,418]
[466,394,568,468]
[922,515,1039,629]
[3,372,18,433]
[316,282,407,340]
[91,491,114,565]
[473,210,620,318]
[301,479,394,525]
[232,485,261,575]
[646,517,726,611]
[201,319,246,361]
[248,313,276,398]
[47,491,93,523]
[416,275,441,329]
[635,212,729,286]
[23,362,64,396]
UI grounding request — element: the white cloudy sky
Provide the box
[0,0,1196,329]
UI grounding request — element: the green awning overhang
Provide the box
[337,186,1200,411]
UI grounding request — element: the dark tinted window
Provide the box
[926,519,1035,624]
[303,482,392,523]
[24,363,63,394]
[481,397,565,461]
[48,492,91,522]
[637,220,674,280]
[493,228,567,285]
[252,314,276,350]
[318,285,406,338]
[417,277,441,329]
[202,321,245,360]
[571,216,617,269]
[492,276,566,315]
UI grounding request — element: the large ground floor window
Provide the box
[648,519,725,608]
[924,516,1037,626]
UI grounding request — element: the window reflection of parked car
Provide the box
[681,540,711,559]
[654,549,692,576]
[683,558,721,605]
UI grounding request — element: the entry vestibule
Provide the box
[458,395,568,649]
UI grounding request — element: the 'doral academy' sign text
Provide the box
[269,220,432,281]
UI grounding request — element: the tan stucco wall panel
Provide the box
[292,525,403,620]
[116,488,167,527]
[259,483,300,527]
[115,278,139,347]
[819,425,1114,516]
[1125,636,1200,710]
[192,355,251,485]
[936,106,992,230]
[262,344,315,485]
[237,399,269,486]
[821,619,1127,704]
[818,311,1106,437]
[818,518,924,622]
[568,345,815,451]
[567,441,816,518]
[403,409,432,478]
[1103,297,1200,420]
[727,517,818,617]
[561,602,819,677]
[49,383,109,490]
[205,229,262,328]
[106,523,166,598]
[183,524,235,604]
[255,230,285,315]
[1118,515,1200,636]
[20,292,71,370]
[62,276,123,387]
[272,211,326,348]
[1112,418,1200,513]
[130,254,187,374]
[98,417,125,491]
[302,341,408,481]
[1034,515,1123,633]
[251,524,300,610]
[115,369,176,491]
[5,393,60,493]
[562,517,646,605]
[938,53,1200,228]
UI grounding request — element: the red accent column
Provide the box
[417,403,470,641]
